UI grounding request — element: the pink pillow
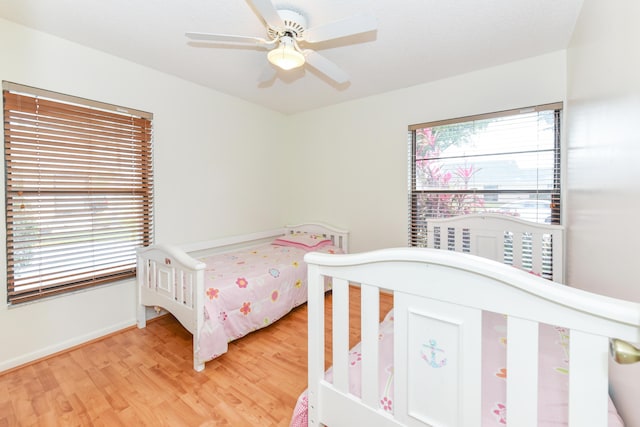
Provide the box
[272,232,333,250]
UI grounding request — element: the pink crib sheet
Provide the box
[290,310,624,426]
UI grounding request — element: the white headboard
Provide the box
[285,222,350,253]
[421,213,564,282]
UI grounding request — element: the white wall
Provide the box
[566,1,640,424]
[285,51,567,253]
[0,23,569,370]
[0,18,288,371]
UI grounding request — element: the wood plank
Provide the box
[0,290,393,426]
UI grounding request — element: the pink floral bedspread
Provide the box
[290,310,624,426]
[196,243,339,364]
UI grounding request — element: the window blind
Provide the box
[3,84,153,304]
[408,103,562,247]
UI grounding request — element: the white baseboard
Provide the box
[0,319,136,373]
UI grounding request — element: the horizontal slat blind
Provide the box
[409,103,562,247]
[4,86,153,304]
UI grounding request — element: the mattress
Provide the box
[196,242,339,363]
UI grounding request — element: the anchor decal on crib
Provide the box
[421,339,447,368]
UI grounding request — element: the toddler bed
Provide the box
[136,223,348,371]
[293,214,640,426]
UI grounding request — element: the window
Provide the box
[409,103,561,247]
[3,82,153,304]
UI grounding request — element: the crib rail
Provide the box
[306,248,640,427]
[423,213,564,282]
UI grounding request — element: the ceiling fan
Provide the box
[185,0,377,84]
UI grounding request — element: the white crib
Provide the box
[302,214,639,426]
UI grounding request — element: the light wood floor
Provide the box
[0,288,392,427]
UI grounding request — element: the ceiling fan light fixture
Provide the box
[267,36,305,70]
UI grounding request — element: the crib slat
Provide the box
[551,232,564,282]
[529,232,542,274]
[568,331,609,427]
[506,317,539,427]
[453,227,464,252]
[360,284,380,407]
[307,264,326,427]
[332,278,350,393]
[512,232,523,268]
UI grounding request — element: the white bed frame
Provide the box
[306,214,640,426]
[136,222,348,371]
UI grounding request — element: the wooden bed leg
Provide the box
[136,304,147,329]
[194,361,205,372]
[194,338,204,372]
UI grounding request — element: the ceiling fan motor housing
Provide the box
[268,9,307,39]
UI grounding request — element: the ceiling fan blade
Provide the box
[304,14,377,43]
[303,50,349,84]
[185,32,271,46]
[248,0,285,29]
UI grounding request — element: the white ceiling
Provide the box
[0,0,584,115]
